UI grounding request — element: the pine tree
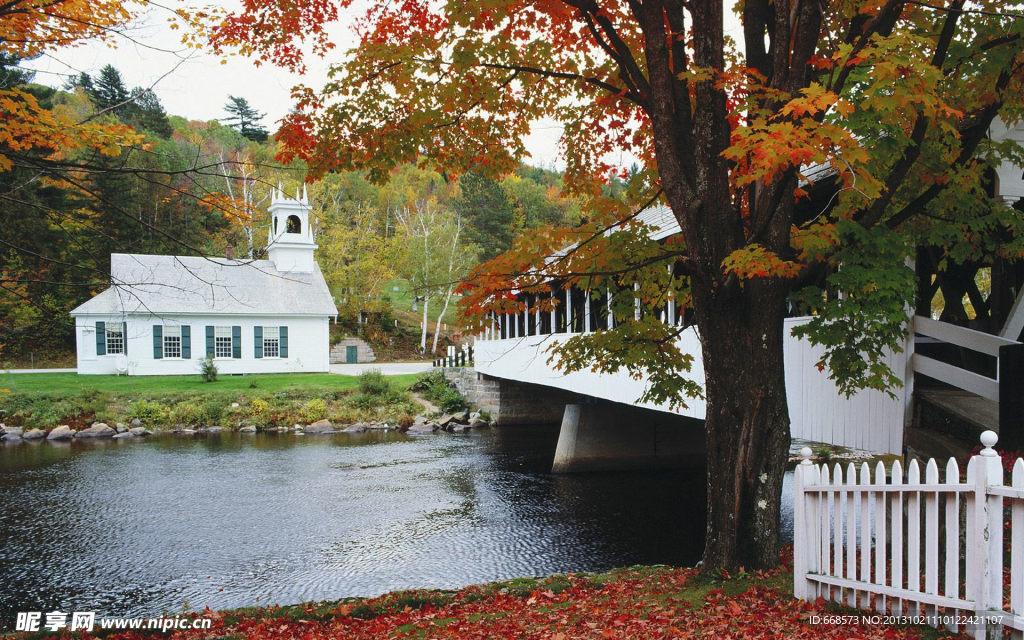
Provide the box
[222,95,269,142]
[452,169,515,260]
[125,88,173,138]
[87,64,129,113]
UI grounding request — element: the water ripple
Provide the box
[0,427,786,623]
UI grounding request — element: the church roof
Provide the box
[70,253,338,317]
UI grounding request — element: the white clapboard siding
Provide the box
[793,432,1024,639]
[783,318,908,455]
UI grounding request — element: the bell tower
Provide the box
[267,185,317,273]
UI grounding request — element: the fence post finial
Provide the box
[979,430,998,457]
[800,446,813,465]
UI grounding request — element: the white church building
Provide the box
[71,190,338,375]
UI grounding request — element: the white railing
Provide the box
[912,315,1020,402]
[793,431,1024,639]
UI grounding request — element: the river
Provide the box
[0,427,793,621]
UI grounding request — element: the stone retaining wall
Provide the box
[442,367,580,425]
[330,338,376,364]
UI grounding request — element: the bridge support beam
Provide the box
[552,402,704,473]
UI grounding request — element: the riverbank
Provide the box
[70,561,957,640]
[0,371,430,432]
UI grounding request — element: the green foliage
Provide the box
[131,400,170,424]
[790,223,916,397]
[299,398,328,423]
[222,95,269,142]
[408,370,447,393]
[410,371,467,413]
[202,400,224,424]
[199,356,218,383]
[170,400,205,426]
[358,370,390,395]
[168,399,224,426]
[453,169,515,260]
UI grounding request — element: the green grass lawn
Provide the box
[0,371,420,396]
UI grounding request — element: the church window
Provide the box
[163,326,182,359]
[105,325,124,355]
[215,326,233,358]
[263,326,280,358]
[286,215,301,234]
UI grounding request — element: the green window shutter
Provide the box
[206,326,214,357]
[279,326,288,358]
[232,326,241,358]
[153,325,163,359]
[254,326,263,359]
[181,325,191,359]
[122,322,128,355]
[95,321,106,356]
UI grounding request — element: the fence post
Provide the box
[793,446,816,600]
[967,430,1005,640]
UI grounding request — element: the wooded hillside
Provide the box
[0,61,585,365]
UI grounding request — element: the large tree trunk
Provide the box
[696,280,792,570]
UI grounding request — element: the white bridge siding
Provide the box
[476,316,908,455]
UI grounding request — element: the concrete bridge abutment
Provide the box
[443,367,705,472]
[552,402,705,473]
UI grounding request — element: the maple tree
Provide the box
[0,1,149,172]
[211,0,1024,570]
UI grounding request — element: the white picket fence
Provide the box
[793,431,1024,639]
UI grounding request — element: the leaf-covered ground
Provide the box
[70,560,964,640]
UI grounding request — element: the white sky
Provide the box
[26,2,743,172]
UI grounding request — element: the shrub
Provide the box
[199,356,218,383]
[350,393,377,411]
[249,398,269,417]
[433,386,467,413]
[328,409,358,425]
[201,400,224,424]
[299,398,328,423]
[131,400,170,424]
[170,401,204,426]
[26,398,80,427]
[358,370,390,395]
[409,370,447,392]
[410,371,467,413]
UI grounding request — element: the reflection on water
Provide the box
[0,427,792,622]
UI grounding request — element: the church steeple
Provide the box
[267,185,317,273]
